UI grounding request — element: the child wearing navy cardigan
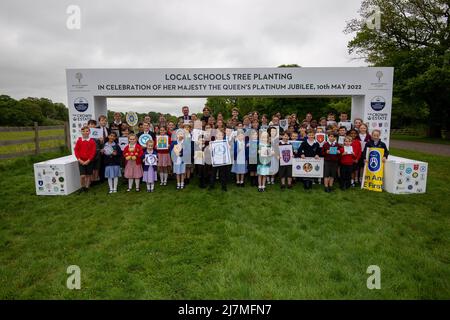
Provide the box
[298,130,321,190]
[102,131,122,193]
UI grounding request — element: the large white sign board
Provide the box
[66,67,394,150]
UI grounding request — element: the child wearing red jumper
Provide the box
[156,126,172,186]
[123,134,144,192]
[348,129,362,187]
[74,126,97,192]
[339,136,357,190]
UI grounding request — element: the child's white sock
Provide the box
[135,178,140,189]
[108,178,113,191]
[160,172,164,182]
[128,179,133,189]
[151,183,155,191]
[351,179,354,184]
[147,183,151,191]
[113,177,118,191]
[164,172,168,183]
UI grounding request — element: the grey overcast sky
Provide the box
[0,0,366,116]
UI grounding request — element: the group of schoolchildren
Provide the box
[74,108,389,194]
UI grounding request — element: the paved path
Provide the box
[390,140,450,157]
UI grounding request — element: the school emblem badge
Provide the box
[282,149,291,163]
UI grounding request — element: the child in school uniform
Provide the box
[74,126,97,192]
[268,126,280,185]
[182,123,194,185]
[362,129,390,162]
[278,132,293,190]
[355,123,371,184]
[231,129,248,187]
[87,120,102,184]
[102,131,122,193]
[337,126,348,146]
[194,134,208,188]
[142,139,158,193]
[321,131,340,192]
[348,129,362,187]
[298,130,321,190]
[339,136,357,190]
[123,134,144,192]
[170,129,186,190]
[257,130,273,192]
[209,129,231,191]
[247,129,259,187]
[156,126,171,186]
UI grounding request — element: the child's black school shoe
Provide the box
[222,186,227,192]
[287,185,293,189]
[281,185,286,190]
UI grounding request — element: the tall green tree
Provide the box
[345,0,450,137]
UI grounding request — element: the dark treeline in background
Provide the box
[0,95,69,126]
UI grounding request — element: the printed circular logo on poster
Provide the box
[139,134,152,147]
[145,154,157,166]
[126,111,138,126]
[103,144,114,155]
[74,97,89,112]
[370,96,386,111]
[368,150,381,172]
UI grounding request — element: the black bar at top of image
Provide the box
[0,300,447,319]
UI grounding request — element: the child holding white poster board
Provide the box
[278,132,293,190]
[298,130,321,190]
[231,129,248,187]
[156,127,171,186]
[348,129,362,187]
[321,131,340,192]
[170,129,186,190]
[210,129,231,192]
[123,134,144,192]
[102,131,122,193]
[356,123,371,184]
[248,129,259,187]
[87,120,102,183]
[339,136,357,190]
[257,130,273,192]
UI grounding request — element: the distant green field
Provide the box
[0,148,449,299]
[0,129,66,156]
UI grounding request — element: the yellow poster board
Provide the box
[362,147,385,192]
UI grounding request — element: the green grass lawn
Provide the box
[0,129,65,155]
[391,134,450,145]
[0,148,449,299]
